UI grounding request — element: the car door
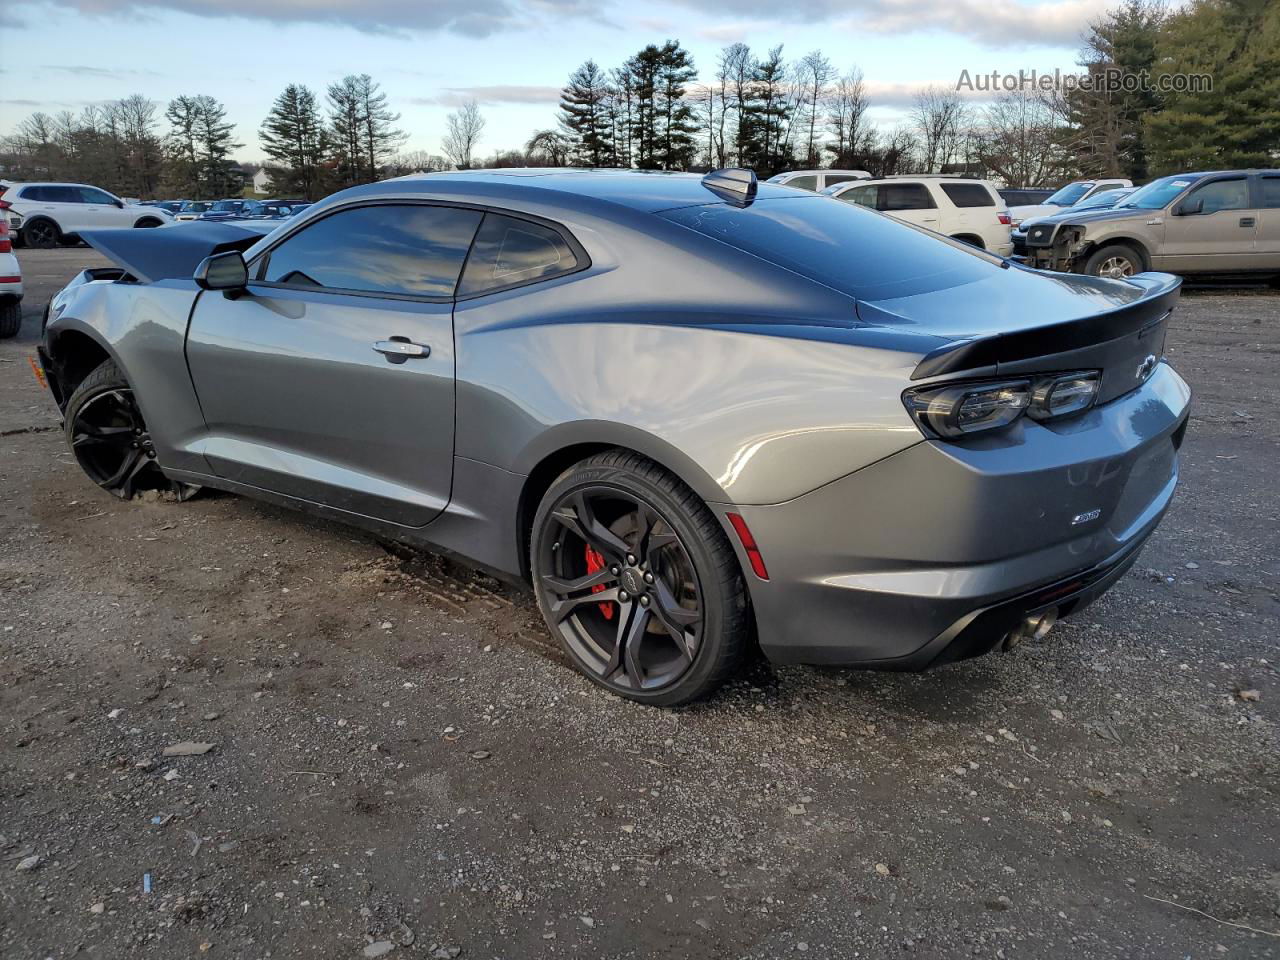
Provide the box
[1157,175,1257,272]
[877,182,939,230]
[76,186,131,227]
[184,201,483,526]
[1254,173,1280,271]
[25,185,84,233]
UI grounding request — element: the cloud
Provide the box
[47,65,163,78]
[693,23,757,44]
[38,0,534,37]
[410,85,563,108]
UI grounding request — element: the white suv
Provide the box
[767,169,872,192]
[1,183,172,248]
[824,176,1013,255]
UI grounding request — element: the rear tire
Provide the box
[530,450,749,706]
[22,217,60,249]
[133,217,163,228]
[1083,244,1143,279]
[64,359,200,501]
[0,299,21,339]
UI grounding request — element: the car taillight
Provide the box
[0,219,10,254]
[998,212,1012,225]
[904,371,1101,440]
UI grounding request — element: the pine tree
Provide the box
[327,75,367,187]
[260,84,328,200]
[558,60,613,166]
[192,95,242,196]
[1146,0,1280,172]
[654,41,698,170]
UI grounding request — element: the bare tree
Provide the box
[910,85,970,172]
[825,67,870,166]
[797,50,836,166]
[974,90,1070,187]
[526,129,573,166]
[442,100,486,169]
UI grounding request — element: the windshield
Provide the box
[180,201,212,212]
[1116,175,1199,210]
[1044,182,1092,206]
[1075,189,1131,211]
[210,200,241,212]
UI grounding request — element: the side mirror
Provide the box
[1176,197,1204,216]
[114,199,126,209]
[194,250,248,293]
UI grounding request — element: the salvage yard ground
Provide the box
[1,248,1278,959]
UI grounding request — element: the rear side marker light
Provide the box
[726,512,769,580]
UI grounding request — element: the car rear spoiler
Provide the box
[79,221,274,284]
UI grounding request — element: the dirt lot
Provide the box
[1,248,1278,960]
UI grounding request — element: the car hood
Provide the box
[1043,206,1154,230]
[79,221,276,283]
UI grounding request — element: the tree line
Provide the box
[1,0,1274,199]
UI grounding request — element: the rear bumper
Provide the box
[723,362,1191,668]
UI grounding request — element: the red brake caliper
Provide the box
[584,544,615,620]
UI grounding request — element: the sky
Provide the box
[2,0,1119,163]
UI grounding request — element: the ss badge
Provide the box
[1072,508,1102,525]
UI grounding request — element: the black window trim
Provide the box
[248,198,590,304]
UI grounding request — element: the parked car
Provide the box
[1018,169,1280,280]
[173,201,214,221]
[1010,187,1136,259]
[999,187,1054,207]
[767,169,871,191]
[0,182,171,248]
[240,199,311,220]
[825,175,1013,255]
[197,199,256,221]
[140,200,185,215]
[0,216,22,338]
[1008,178,1133,227]
[38,168,1190,706]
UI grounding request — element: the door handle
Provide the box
[1239,217,1256,227]
[373,339,430,363]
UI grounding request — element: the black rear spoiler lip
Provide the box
[909,277,1181,381]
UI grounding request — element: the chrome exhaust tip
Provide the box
[1004,608,1058,650]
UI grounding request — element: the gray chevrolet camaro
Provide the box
[38,168,1191,706]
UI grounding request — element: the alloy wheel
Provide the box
[1097,255,1135,279]
[69,388,191,499]
[536,485,703,692]
[25,220,58,248]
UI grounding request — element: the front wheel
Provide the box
[63,359,200,501]
[530,450,749,706]
[134,217,163,228]
[1083,244,1142,279]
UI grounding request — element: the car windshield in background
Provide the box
[1074,189,1129,210]
[1044,182,1092,206]
[662,196,1003,301]
[180,201,212,212]
[210,200,241,211]
[1116,176,1199,210]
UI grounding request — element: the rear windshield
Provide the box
[662,196,1005,301]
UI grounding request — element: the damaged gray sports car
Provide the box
[38,168,1191,705]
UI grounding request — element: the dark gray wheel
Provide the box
[133,217,163,228]
[531,450,748,706]
[64,359,200,501]
[1084,244,1142,279]
[22,218,59,249]
[0,299,20,339]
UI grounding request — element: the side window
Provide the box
[262,204,482,298]
[785,175,818,191]
[78,187,117,205]
[19,186,46,201]
[838,185,878,208]
[49,186,84,203]
[1257,176,1280,209]
[824,174,861,187]
[939,182,995,208]
[879,183,935,211]
[458,214,580,297]
[1186,178,1249,214]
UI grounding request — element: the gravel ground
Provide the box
[1,249,1277,960]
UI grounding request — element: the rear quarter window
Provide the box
[940,182,996,208]
[662,196,1004,301]
[458,213,581,297]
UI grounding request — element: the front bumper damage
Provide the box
[722,362,1191,669]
